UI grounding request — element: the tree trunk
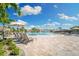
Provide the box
[2,23,5,40]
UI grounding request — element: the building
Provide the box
[71,26,79,34]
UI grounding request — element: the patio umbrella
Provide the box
[10,20,27,33]
[9,20,26,39]
[10,20,29,44]
[10,20,26,26]
[10,22,18,26]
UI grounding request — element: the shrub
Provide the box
[0,41,5,56]
[8,43,16,50]
[0,49,5,56]
[10,47,19,56]
[0,40,3,42]
[5,39,13,45]
[0,42,4,49]
[31,27,40,32]
[0,39,20,56]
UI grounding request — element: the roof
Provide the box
[71,26,79,30]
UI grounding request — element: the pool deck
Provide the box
[16,34,79,56]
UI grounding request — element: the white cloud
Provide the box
[21,5,42,16]
[48,19,52,22]
[43,22,61,27]
[63,23,72,26]
[77,14,79,17]
[42,22,61,29]
[53,5,58,8]
[30,25,36,28]
[58,13,78,21]
[36,25,41,28]
[52,22,61,26]
[17,19,28,25]
[43,23,53,26]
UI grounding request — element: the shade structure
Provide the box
[10,20,26,26]
[10,22,25,26]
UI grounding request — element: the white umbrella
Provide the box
[10,22,18,26]
[10,20,26,26]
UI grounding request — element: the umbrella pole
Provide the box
[17,25,19,41]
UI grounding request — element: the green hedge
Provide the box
[0,39,20,56]
[0,41,5,56]
[0,49,5,56]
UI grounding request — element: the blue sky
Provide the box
[7,3,79,29]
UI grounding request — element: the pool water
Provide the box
[27,32,54,35]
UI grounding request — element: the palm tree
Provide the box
[0,3,21,39]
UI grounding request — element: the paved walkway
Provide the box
[16,34,79,56]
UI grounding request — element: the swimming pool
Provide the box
[27,32,54,35]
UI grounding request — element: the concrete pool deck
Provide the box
[16,34,79,56]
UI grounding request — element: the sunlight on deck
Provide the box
[17,34,79,56]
